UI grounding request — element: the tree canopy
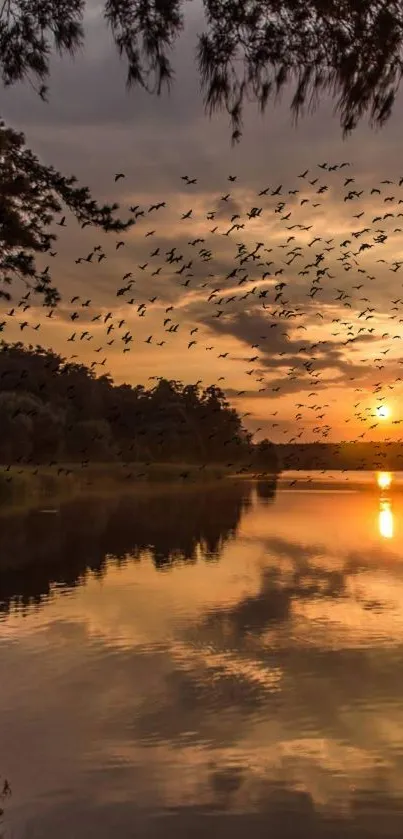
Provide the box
[1,0,403,141]
[0,342,279,470]
[0,121,134,305]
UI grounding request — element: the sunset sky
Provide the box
[4,1,403,443]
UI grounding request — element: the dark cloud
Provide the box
[196,308,378,389]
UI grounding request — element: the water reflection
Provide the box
[0,483,252,615]
[376,472,394,539]
[379,499,394,539]
[2,475,403,839]
[255,479,278,503]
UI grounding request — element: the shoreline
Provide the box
[0,463,278,511]
[0,463,397,512]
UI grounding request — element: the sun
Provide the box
[377,471,392,491]
[376,404,390,420]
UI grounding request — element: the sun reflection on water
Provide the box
[376,474,394,539]
[379,499,394,539]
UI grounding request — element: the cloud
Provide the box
[195,308,378,385]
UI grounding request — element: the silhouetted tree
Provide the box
[0,122,134,304]
[0,391,33,461]
[253,438,279,472]
[64,418,116,461]
[1,0,402,142]
[0,342,279,468]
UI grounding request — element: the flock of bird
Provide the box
[4,158,403,452]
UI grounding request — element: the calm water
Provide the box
[1,473,403,838]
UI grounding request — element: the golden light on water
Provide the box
[377,471,392,491]
[379,499,394,539]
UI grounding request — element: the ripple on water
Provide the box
[1,482,403,837]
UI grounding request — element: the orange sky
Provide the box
[3,9,403,443]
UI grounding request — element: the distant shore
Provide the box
[0,463,395,512]
[0,462,279,509]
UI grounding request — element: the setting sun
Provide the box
[377,472,392,491]
[376,404,390,419]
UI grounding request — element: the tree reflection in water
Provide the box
[255,480,278,504]
[0,481,264,615]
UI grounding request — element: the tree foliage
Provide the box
[198,0,403,141]
[0,342,278,469]
[0,121,134,304]
[1,0,403,141]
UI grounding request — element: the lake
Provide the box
[1,472,403,838]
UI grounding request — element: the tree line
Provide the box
[280,441,403,471]
[0,342,279,470]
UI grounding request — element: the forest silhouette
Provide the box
[0,342,279,469]
[0,343,402,472]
